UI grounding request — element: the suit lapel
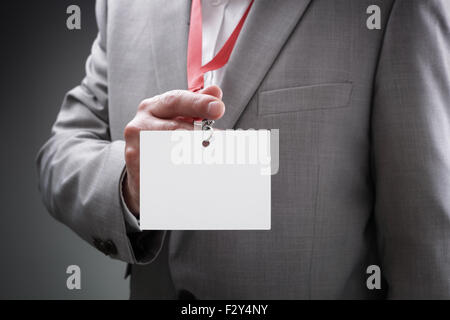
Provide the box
[147,0,190,93]
[218,0,312,129]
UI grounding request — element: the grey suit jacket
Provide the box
[37,0,450,299]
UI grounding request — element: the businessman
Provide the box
[37,0,450,299]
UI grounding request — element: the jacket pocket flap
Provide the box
[258,82,353,115]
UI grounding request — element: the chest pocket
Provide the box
[258,82,353,116]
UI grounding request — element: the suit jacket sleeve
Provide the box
[372,0,450,298]
[36,0,166,264]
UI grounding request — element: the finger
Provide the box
[193,86,222,121]
[125,146,139,179]
[148,90,225,120]
[199,85,223,100]
[124,116,193,147]
[173,116,196,123]
[134,116,194,131]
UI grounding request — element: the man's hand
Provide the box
[123,86,225,216]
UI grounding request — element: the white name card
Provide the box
[140,130,271,230]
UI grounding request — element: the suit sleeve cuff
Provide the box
[119,168,141,233]
[117,160,167,265]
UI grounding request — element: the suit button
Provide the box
[93,237,104,251]
[93,238,117,256]
[103,239,118,256]
[178,289,196,300]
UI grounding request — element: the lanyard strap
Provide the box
[187,0,254,92]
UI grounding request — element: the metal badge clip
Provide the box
[194,119,214,147]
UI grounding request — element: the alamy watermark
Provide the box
[366,265,382,290]
[170,129,279,176]
[366,5,381,30]
[66,265,81,290]
[66,5,81,30]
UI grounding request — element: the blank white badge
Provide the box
[140,130,272,230]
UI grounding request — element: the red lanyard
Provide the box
[187,0,254,92]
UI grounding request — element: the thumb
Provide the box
[199,85,223,100]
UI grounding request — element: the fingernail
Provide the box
[208,101,223,117]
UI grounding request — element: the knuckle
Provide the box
[124,121,141,141]
[137,99,151,111]
[125,146,139,164]
[160,90,183,108]
[161,121,178,131]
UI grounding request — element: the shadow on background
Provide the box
[0,1,129,299]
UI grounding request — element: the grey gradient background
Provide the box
[0,1,129,299]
